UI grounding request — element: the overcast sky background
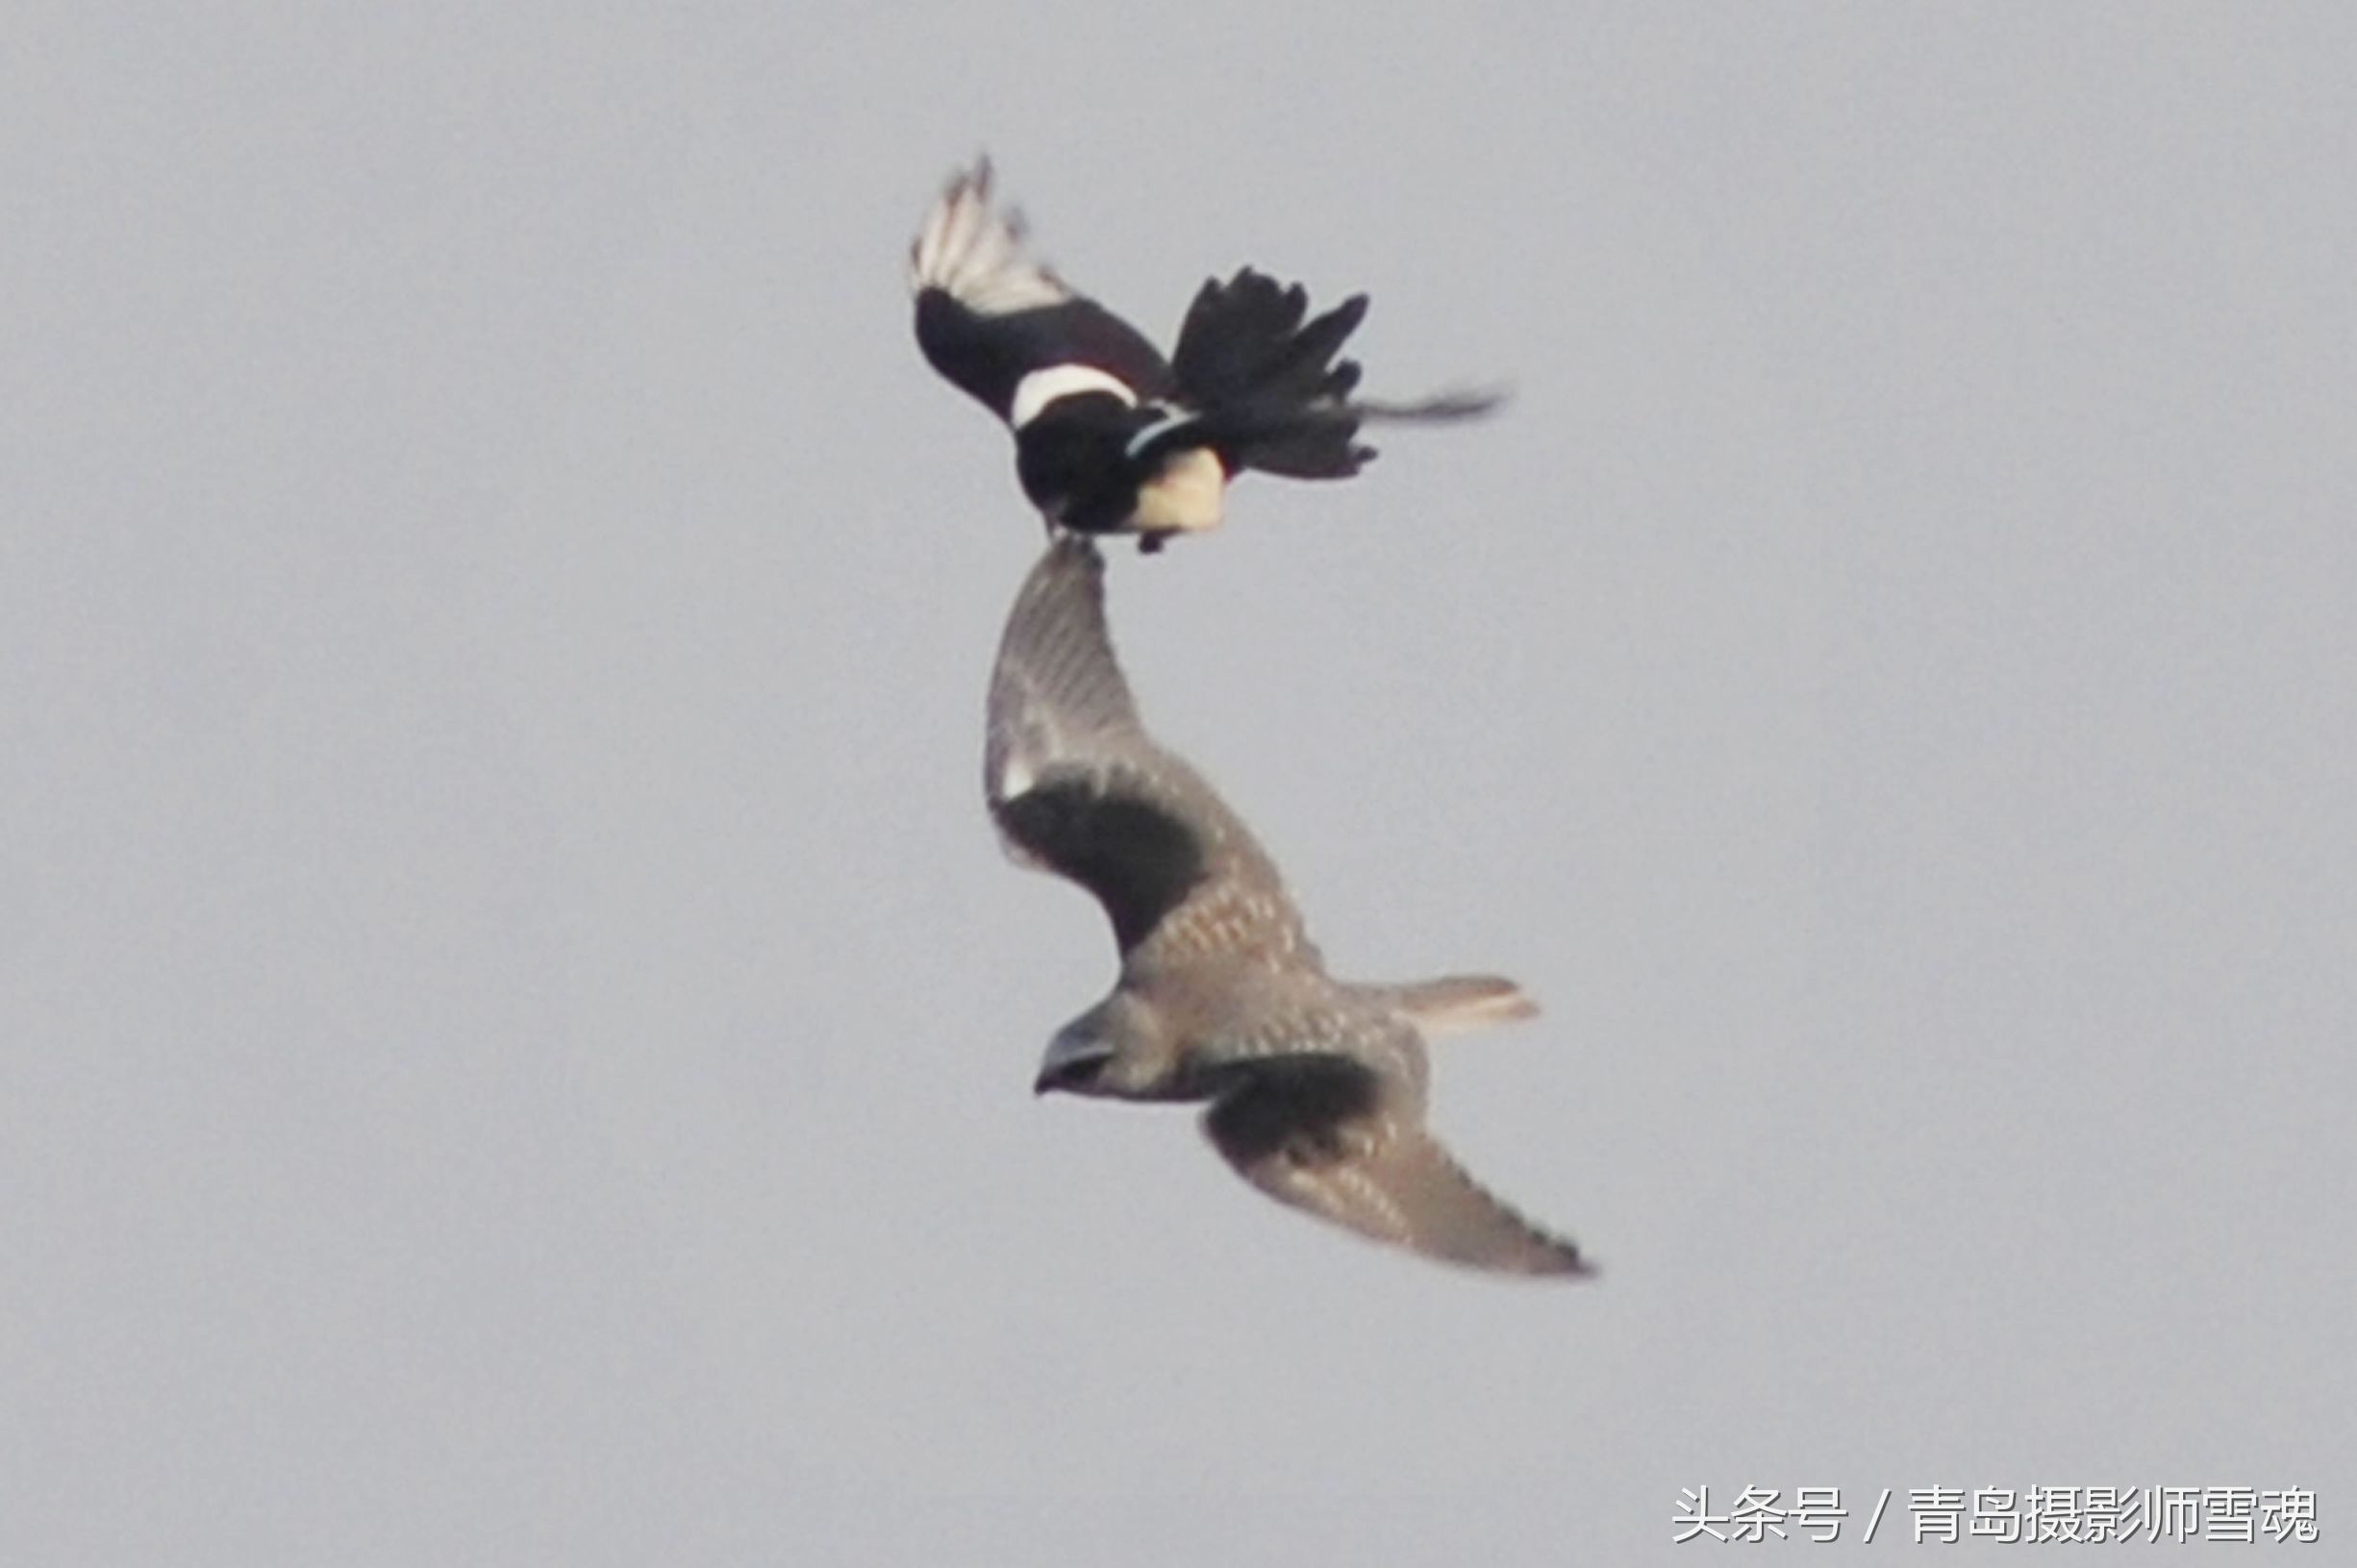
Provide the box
[6,5,2351,1563]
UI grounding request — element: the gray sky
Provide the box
[6,4,2351,1563]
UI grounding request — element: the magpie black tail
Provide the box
[1167,269,1367,477]
[1166,268,1500,481]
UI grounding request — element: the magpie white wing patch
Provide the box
[910,158,1071,316]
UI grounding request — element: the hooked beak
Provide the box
[1033,1041,1113,1096]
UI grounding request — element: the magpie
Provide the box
[910,158,1501,551]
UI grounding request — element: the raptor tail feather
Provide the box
[1373,974,1539,1036]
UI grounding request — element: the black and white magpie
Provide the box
[910,158,1500,551]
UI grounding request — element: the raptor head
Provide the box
[1033,1026,1116,1096]
[1033,993,1178,1100]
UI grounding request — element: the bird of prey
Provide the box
[913,158,1501,551]
[986,536,1592,1277]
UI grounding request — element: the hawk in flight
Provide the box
[986,536,1592,1277]
[914,159,1500,551]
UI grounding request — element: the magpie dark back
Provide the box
[915,292,1171,423]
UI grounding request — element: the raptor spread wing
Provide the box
[1203,1053,1592,1278]
[986,536,1309,963]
